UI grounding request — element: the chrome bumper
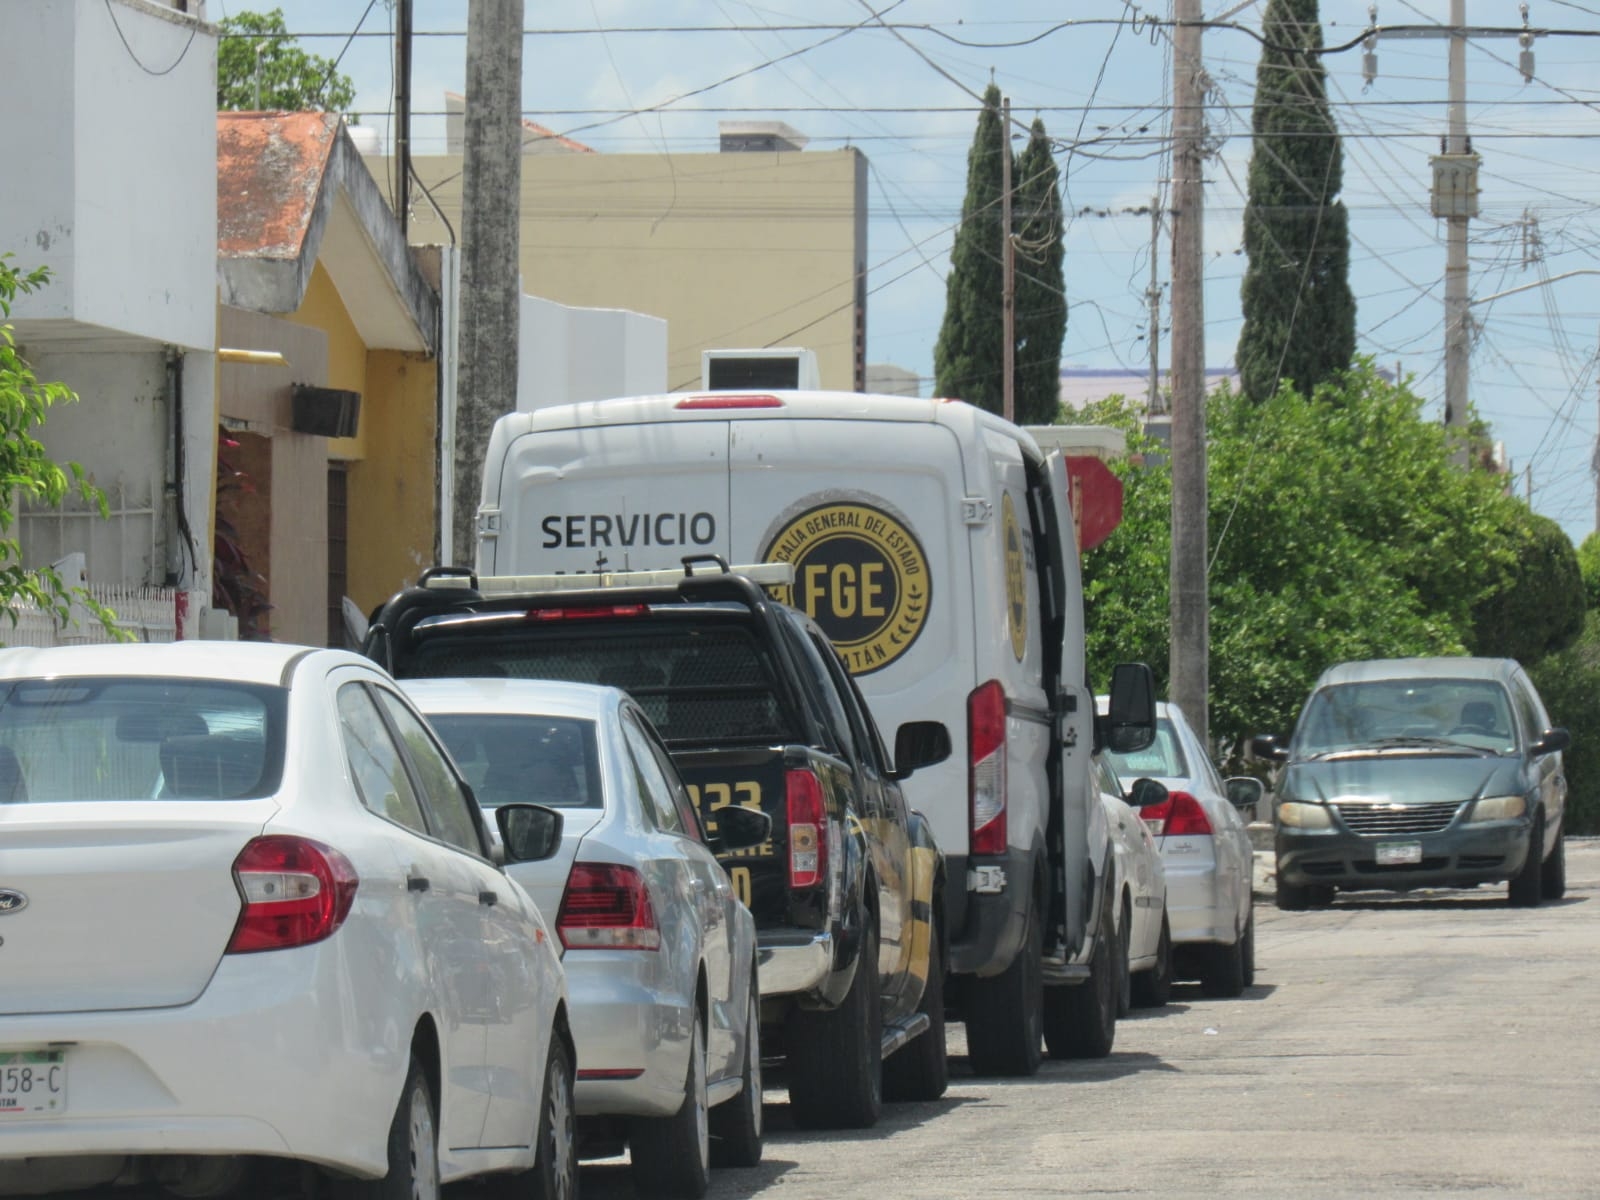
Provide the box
[757,930,833,997]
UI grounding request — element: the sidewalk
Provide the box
[1249,820,1277,899]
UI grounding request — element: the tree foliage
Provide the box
[1528,612,1600,834]
[1576,531,1600,609]
[0,256,118,637]
[934,84,1007,410]
[1237,0,1356,404]
[1468,511,1584,663]
[217,8,356,112]
[1013,118,1066,425]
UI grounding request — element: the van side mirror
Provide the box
[1251,734,1289,763]
[1225,776,1265,820]
[893,720,952,779]
[710,803,773,853]
[1531,727,1571,757]
[1097,662,1156,755]
[496,803,565,863]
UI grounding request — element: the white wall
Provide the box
[516,294,667,412]
[1,0,216,351]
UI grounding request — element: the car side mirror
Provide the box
[496,803,565,864]
[1531,727,1571,757]
[893,720,952,779]
[1096,662,1156,755]
[1251,734,1289,763]
[1225,775,1265,820]
[710,803,772,853]
[1127,777,1169,808]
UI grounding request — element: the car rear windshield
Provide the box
[0,677,287,803]
[1296,678,1517,755]
[1105,718,1188,780]
[401,619,797,745]
[425,713,602,809]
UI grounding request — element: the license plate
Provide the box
[1375,841,1423,866]
[0,1049,67,1115]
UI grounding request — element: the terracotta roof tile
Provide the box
[217,112,341,258]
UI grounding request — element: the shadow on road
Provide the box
[1166,982,1279,1003]
[1289,892,1589,913]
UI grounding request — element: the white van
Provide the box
[473,390,1154,1073]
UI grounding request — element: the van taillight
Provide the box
[969,680,1008,856]
[675,394,785,410]
[557,862,661,950]
[226,836,359,954]
[1140,790,1212,837]
[786,767,827,889]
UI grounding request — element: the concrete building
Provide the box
[1,0,218,641]
[380,117,868,395]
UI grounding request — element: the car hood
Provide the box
[1283,756,1524,804]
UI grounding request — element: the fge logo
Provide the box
[762,500,930,676]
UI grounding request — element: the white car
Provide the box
[1094,755,1171,1011]
[1099,699,1260,998]
[0,643,574,1200]
[404,678,766,1199]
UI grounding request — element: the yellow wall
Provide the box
[399,149,867,392]
[348,349,437,612]
[290,263,370,461]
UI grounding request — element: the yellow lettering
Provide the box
[729,866,752,907]
[859,562,885,617]
[831,563,857,617]
[803,563,830,617]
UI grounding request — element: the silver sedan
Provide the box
[403,678,766,1200]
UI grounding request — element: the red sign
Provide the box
[1064,456,1124,552]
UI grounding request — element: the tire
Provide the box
[788,918,882,1130]
[1199,920,1246,999]
[1044,895,1116,1060]
[1130,913,1172,1009]
[1240,903,1256,989]
[352,1054,439,1200]
[1276,878,1310,911]
[709,970,763,1168]
[964,901,1044,1077]
[1508,813,1545,908]
[631,1011,710,1198]
[1541,824,1566,901]
[529,1035,578,1200]
[882,921,948,1102]
[1115,899,1133,1018]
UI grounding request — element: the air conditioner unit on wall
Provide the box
[291,385,362,439]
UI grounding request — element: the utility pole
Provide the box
[1170,0,1208,747]
[1001,96,1015,425]
[1436,0,1477,464]
[454,0,524,563]
[1146,197,1163,415]
[395,0,413,235]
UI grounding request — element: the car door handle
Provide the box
[478,890,498,907]
[407,876,431,893]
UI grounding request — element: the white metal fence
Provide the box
[2,581,178,648]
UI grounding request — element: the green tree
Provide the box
[1013,118,1066,426]
[1576,531,1600,609]
[1469,511,1585,663]
[934,84,1008,411]
[1528,613,1600,833]
[1236,0,1356,404]
[217,8,356,112]
[0,256,118,636]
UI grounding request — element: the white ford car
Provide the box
[0,643,574,1200]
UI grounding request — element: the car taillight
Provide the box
[226,836,359,954]
[969,680,1008,856]
[526,604,649,622]
[786,767,827,890]
[1141,789,1213,837]
[557,862,661,950]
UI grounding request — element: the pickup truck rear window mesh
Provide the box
[403,625,795,745]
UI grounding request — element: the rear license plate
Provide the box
[1375,841,1423,866]
[0,1049,67,1115]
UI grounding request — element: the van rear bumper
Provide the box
[945,850,1031,978]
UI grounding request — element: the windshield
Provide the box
[0,677,286,802]
[1104,718,1188,780]
[426,713,603,809]
[1294,678,1516,757]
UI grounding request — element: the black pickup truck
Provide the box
[363,558,952,1130]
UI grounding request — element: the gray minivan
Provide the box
[1254,658,1570,910]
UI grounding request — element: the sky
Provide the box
[226,1,1600,547]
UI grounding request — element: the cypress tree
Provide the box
[1237,0,1356,403]
[935,84,1009,410]
[1013,118,1066,425]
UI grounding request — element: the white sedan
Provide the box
[1100,698,1260,998]
[404,678,766,1200]
[1095,755,1171,1011]
[0,643,574,1200]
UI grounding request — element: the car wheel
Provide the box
[529,1034,578,1200]
[709,967,763,1168]
[1240,902,1256,989]
[965,900,1044,1077]
[349,1054,439,1200]
[1044,891,1116,1059]
[882,919,949,1102]
[788,915,882,1129]
[631,1010,710,1198]
[1199,920,1246,999]
[1276,878,1310,911]
[1540,824,1566,901]
[1130,913,1172,1009]
[1508,813,1545,908]
[1115,898,1133,1018]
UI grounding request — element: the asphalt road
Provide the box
[575,838,1600,1200]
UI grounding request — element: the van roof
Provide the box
[490,390,1048,460]
[1314,656,1521,688]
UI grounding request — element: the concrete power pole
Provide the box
[1147,197,1163,416]
[1169,0,1209,747]
[454,0,525,564]
[1436,0,1478,464]
[1001,96,1015,425]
